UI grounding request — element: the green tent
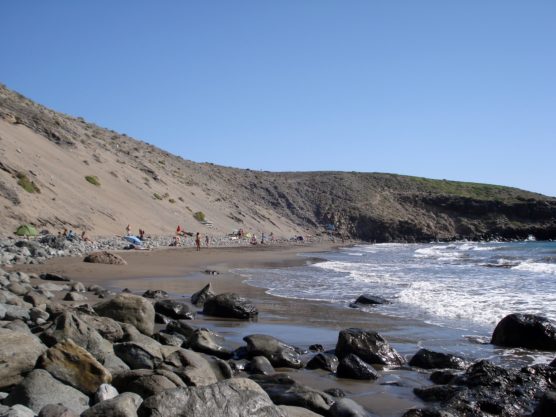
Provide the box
[15,224,37,236]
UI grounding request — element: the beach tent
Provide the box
[15,224,38,236]
[124,235,142,245]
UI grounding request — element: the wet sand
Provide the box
[13,243,429,416]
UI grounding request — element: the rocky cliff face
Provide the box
[1,83,555,241]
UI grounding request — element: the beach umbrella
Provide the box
[124,235,142,245]
[15,224,38,236]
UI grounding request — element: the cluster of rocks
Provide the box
[0,233,323,266]
[1,267,555,417]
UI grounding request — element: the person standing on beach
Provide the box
[195,232,201,251]
[205,235,209,247]
[125,224,131,236]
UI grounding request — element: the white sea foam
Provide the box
[512,261,556,275]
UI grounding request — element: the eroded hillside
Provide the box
[1,84,555,241]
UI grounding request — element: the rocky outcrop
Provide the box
[0,328,47,389]
[94,294,155,335]
[203,293,258,319]
[83,252,127,265]
[491,313,556,350]
[137,378,288,417]
[335,328,404,366]
[244,334,303,368]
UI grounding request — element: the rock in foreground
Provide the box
[491,313,556,351]
[203,292,258,319]
[335,328,404,366]
[95,293,155,335]
[137,378,287,417]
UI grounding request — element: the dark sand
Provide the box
[14,243,428,416]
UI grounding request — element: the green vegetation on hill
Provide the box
[85,175,100,186]
[16,172,40,193]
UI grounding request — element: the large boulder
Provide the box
[190,283,215,306]
[81,392,143,417]
[0,328,47,389]
[244,334,303,368]
[245,356,276,375]
[38,339,112,394]
[491,314,556,350]
[250,374,335,416]
[409,349,466,370]
[203,292,258,319]
[137,377,287,417]
[154,299,194,320]
[336,354,379,380]
[40,312,113,361]
[38,404,79,417]
[94,293,155,335]
[4,369,89,414]
[328,398,376,417]
[84,251,127,265]
[113,341,163,370]
[335,328,404,366]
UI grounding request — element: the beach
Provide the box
[11,242,430,416]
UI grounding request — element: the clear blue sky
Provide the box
[2,1,555,196]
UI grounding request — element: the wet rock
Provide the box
[328,398,375,417]
[4,369,89,414]
[38,404,79,417]
[244,334,303,368]
[430,370,457,385]
[39,273,70,282]
[350,294,390,307]
[142,289,168,299]
[155,312,171,324]
[38,339,112,394]
[0,328,47,389]
[112,369,185,398]
[94,293,155,335]
[335,328,404,366]
[81,392,143,417]
[306,352,339,372]
[137,377,287,417]
[336,354,379,380]
[63,291,87,301]
[203,292,258,319]
[94,383,119,403]
[402,409,456,417]
[534,391,556,417]
[409,349,466,370]
[165,319,196,339]
[308,344,324,352]
[250,373,334,416]
[84,251,127,265]
[245,356,276,375]
[154,299,194,320]
[188,328,232,359]
[491,313,556,350]
[413,385,465,402]
[190,283,215,306]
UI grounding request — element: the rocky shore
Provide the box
[1,258,556,417]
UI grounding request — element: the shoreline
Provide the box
[10,241,431,415]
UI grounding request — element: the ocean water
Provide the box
[240,240,556,364]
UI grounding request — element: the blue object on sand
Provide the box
[124,235,142,245]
